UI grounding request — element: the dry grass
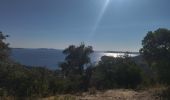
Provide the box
[40,87,165,100]
[78,88,162,100]
[0,87,166,100]
[39,95,76,100]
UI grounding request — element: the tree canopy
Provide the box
[60,43,93,77]
[140,28,170,64]
[140,28,170,84]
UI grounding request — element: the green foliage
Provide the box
[0,46,146,98]
[91,56,143,89]
[0,62,64,97]
[154,60,170,84]
[2,43,95,96]
[60,43,93,77]
[59,43,94,92]
[140,28,170,84]
[0,31,158,98]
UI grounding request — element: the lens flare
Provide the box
[87,0,110,42]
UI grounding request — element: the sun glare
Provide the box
[87,0,110,41]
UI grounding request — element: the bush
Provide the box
[91,56,144,89]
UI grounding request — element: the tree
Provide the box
[59,43,93,92]
[60,43,93,77]
[140,28,170,84]
[0,31,10,62]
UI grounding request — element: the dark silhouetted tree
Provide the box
[60,43,93,77]
[59,43,93,92]
[140,28,170,84]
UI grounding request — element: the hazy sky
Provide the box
[0,0,170,51]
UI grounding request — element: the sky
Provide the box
[0,0,170,51]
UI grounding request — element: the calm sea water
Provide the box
[11,49,139,69]
[90,52,139,62]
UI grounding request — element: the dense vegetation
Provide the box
[140,28,170,85]
[0,28,170,98]
[91,56,144,89]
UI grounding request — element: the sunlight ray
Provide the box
[87,0,110,42]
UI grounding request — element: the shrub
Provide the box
[91,56,144,89]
